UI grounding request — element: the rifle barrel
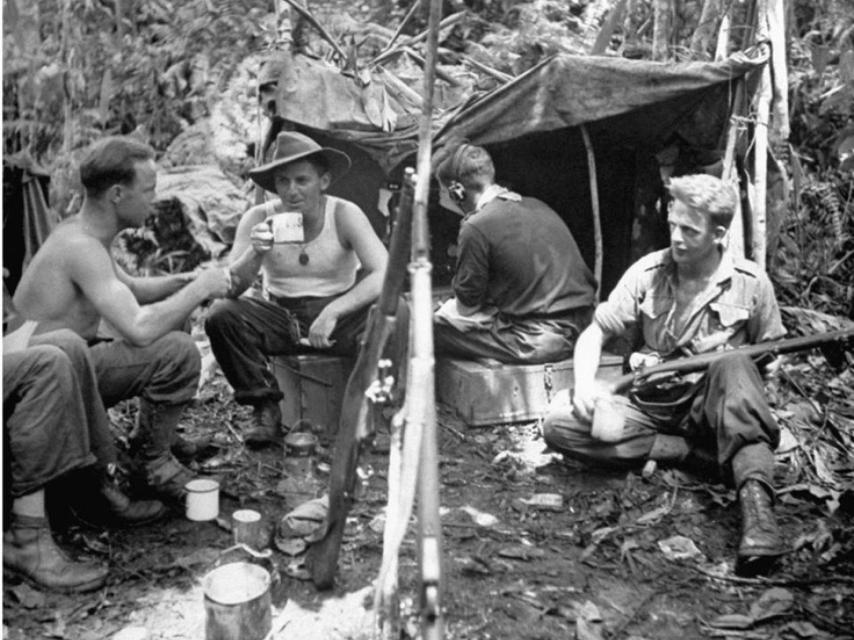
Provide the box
[608,327,854,395]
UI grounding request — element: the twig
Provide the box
[690,563,854,586]
[402,47,459,86]
[281,0,347,61]
[379,0,421,57]
[459,54,513,82]
[441,422,466,441]
[370,11,465,68]
[224,419,246,446]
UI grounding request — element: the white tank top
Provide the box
[262,196,360,298]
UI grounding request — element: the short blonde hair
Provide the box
[435,142,494,188]
[667,174,737,229]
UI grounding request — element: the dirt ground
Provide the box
[3,332,853,640]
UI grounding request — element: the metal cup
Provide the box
[185,478,220,521]
[232,509,267,550]
[268,212,304,243]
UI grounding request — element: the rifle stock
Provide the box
[607,327,854,395]
[307,170,416,589]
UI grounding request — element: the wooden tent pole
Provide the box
[580,125,603,303]
[752,0,772,268]
[722,77,747,259]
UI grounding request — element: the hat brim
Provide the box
[248,147,351,193]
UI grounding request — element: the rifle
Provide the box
[607,327,854,395]
[307,169,415,590]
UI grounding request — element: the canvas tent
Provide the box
[256,47,768,291]
[429,47,768,294]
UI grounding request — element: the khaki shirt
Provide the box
[594,248,785,358]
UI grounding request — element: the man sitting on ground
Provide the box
[432,142,596,364]
[13,136,230,503]
[205,131,392,445]
[543,173,786,576]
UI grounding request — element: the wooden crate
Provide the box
[435,353,624,427]
[271,354,354,440]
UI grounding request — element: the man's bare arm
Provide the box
[72,238,229,346]
[117,267,195,303]
[571,322,608,422]
[327,208,387,316]
[225,208,268,298]
[306,207,387,348]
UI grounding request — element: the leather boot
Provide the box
[134,399,196,503]
[3,515,108,592]
[243,400,283,447]
[133,399,187,460]
[98,470,168,525]
[143,452,196,503]
[71,466,168,527]
[736,480,785,576]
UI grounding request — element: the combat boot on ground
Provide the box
[736,479,785,576]
[243,400,284,447]
[134,399,197,503]
[3,515,108,592]
[71,465,167,527]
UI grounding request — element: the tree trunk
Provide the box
[652,0,673,61]
[690,0,719,59]
[767,0,789,140]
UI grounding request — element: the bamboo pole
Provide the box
[411,0,443,636]
[580,125,603,304]
[714,3,730,60]
[752,55,772,268]
[721,77,747,258]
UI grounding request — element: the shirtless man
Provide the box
[13,135,230,502]
[543,174,786,576]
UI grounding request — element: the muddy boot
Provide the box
[243,400,284,447]
[736,480,785,576]
[143,452,196,503]
[3,515,108,593]
[135,399,197,503]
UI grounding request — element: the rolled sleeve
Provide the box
[748,271,786,342]
[593,261,647,336]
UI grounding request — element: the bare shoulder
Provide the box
[332,197,373,238]
[13,219,111,332]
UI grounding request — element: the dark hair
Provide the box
[435,143,494,187]
[79,136,155,198]
[667,174,737,229]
